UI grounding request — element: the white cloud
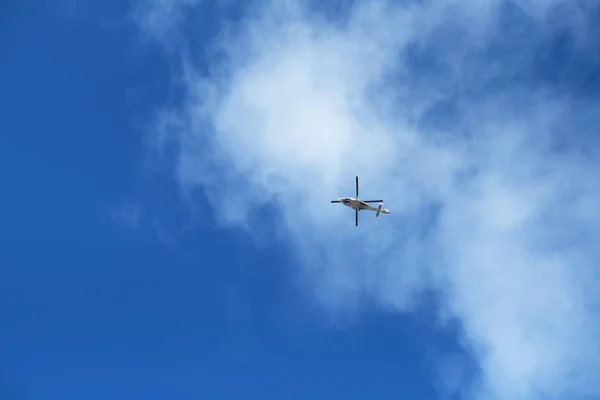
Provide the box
[134,0,600,399]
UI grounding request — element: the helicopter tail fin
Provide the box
[376,204,390,217]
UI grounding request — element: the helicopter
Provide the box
[331,176,390,226]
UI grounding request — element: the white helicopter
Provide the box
[331,176,390,226]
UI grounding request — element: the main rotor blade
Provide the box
[331,200,341,203]
[356,176,359,198]
[355,210,358,226]
[362,200,383,203]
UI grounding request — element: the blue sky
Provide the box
[2,1,600,399]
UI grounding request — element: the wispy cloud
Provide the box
[132,0,201,41]
[132,0,600,398]
[110,202,144,229]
